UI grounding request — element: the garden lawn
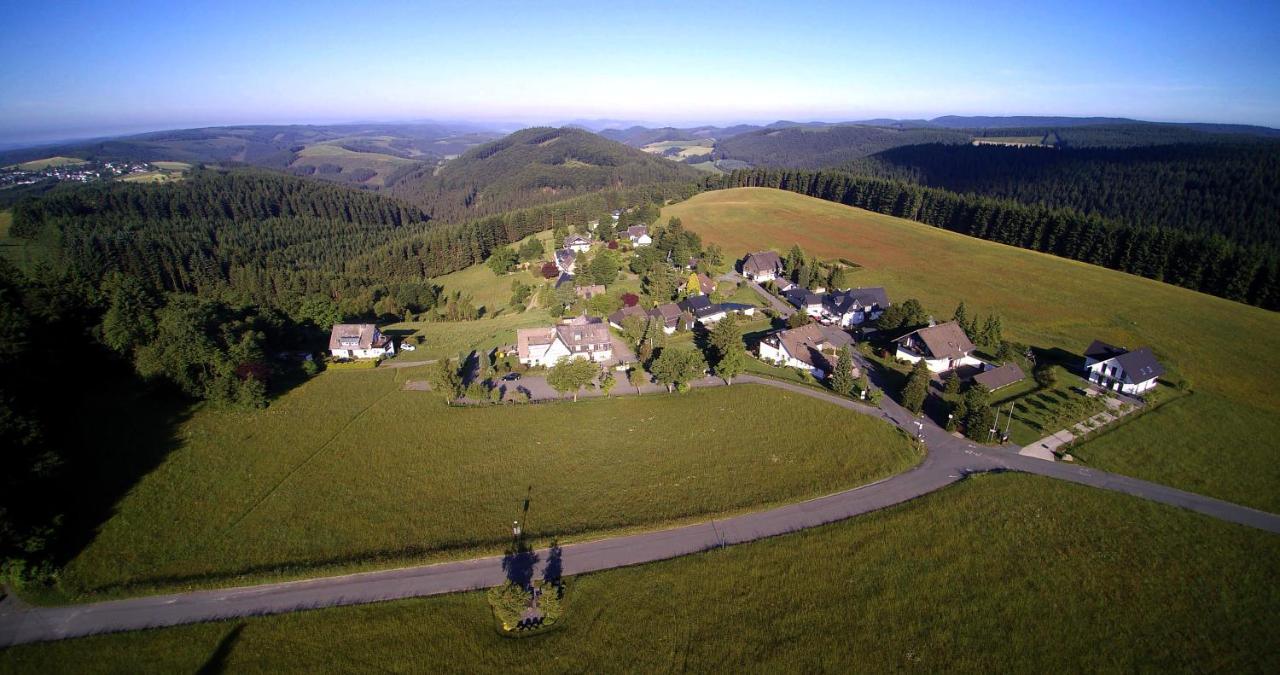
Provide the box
[6,474,1277,673]
[51,370,918,599]
[385,310,555,362]
[664,188,1280,511]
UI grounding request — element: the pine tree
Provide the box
[830,346,856,397]
[902,359,931,414]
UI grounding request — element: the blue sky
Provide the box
[1,0,1278,143]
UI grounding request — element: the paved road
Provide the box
[3,376,1277,647]
[720,271,794,317]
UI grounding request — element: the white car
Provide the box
[400,342,417,352]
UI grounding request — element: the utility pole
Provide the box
[1003,403,1015,442]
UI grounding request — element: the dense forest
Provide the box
[711,169,1279,310]
[713,125,970,168]
[843,142,1280,248]
[387,127,704,221]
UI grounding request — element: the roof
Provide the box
[564,234,591,247]
[679,294,725,319]
[626,225,648,238]
[696,273,716,295]
[516,326,557,359]
[555,272,575,289]
[972,363,1026,391]
[742,250,783,275]
[555,315,610,349]
[825,287,890,314]
[1084,340,1166,383]
[650,302,684,322]
[784,287,822,307]
[555,248,576,264]
[608,304,647,326]
[896,322,975,360]
[328,324,388,351]
[768,323,834,370]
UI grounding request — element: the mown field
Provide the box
[6,474,1276,673]
[6,155,85,170]
[49,370,918,599]
[289,143,421,186]
[664,188,1280,511]
[385,310,556,361]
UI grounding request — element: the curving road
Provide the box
[2,376,1277,648]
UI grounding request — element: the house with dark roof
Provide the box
[823,287,890,326]
[971,362,1026,392]
[1083,340,1164,395]
[678,294,727,325]
[328,324,395,360]
[783,287,823,316]
[554,248,577,274]
[741,251,784,282]
[648,302,691,334]
[608,304,648,330]
[893,321,980,372]
[758,323,857,379]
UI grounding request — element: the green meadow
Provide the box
[6,474,1275,673]
[664,188,1280,511]
[48,371,918,600]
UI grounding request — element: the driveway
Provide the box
[720,270,794,317]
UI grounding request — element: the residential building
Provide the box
[626,225,652,246]
[516,316,613,366]
[894,321,980,372]
[823,287,890,326]
[328,324,395,360]
[758,323,857,379]
[564,235,592,253]
[741,251,784,282]
[575,284,606,300]
[649,302,691,334]
[694,272,716,296]
[554,248,576,274]
[1083,340,1164,395]
[608,304,648,330]
[678,294,727,325]
[783,287,824,316]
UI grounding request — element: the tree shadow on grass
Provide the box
[196,623,246,675]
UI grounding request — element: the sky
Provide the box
[1,0,1278,144]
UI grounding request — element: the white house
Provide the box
[758,323,856,379]
[741,251,784,282]
[626,225,652,247]
[823,287,890,326]
[564,235,592,253]
[678,295,727,325]
[329,324,395,360]
[783,287,824,317]
[893,322,981,373]
[516,316,613,367]
[648,303,689,334]
[1083,340,1164,395]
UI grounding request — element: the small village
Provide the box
[326,214,1168,462]
[0,158,155,188]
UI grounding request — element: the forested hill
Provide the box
[387,127,702,221]
[713,126,971,168]
[10,169,432,307]
[845,142,1280,249]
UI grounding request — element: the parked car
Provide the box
[503,372,522,381]
[400,342,416,352]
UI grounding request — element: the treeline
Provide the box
[714,169,1280,309]
[970,123,1276,149]
[844,142,1280,248]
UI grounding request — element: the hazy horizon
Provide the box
[3,0,1278,145]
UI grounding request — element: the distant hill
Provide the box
[600,124,763,147]
[387,127,703,221]
[714,125,971,168]
[0,123,503,189]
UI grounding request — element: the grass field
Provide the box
[7,155,85,170]
[972,136,1047,146]
[385,310,556,361]
[49,371,918,599]
[6,473,1276,673]
[290,144,420,186]
[663,188,1280,511]
[641,138,715,159]
[430,263,547,316]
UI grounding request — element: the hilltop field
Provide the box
[663,187,1280,511]
[5,473,1276,673]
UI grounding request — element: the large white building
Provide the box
[517,316,613,366]
[329,324,395,360]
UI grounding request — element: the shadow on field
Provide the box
[196,623,246,675]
